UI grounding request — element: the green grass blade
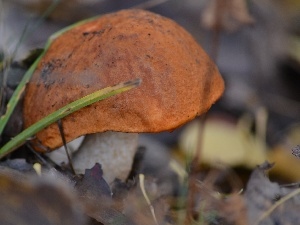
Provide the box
[10,0,61,61]
[0,0,63,134]
[0,36,54,135]
[0,52,44,135]
[0,78,141,158]
[0,12,101,136]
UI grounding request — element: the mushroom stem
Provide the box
[72,132,138,184]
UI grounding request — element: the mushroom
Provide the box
[23,9,224,181]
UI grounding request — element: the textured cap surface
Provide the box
[23,9,225,151]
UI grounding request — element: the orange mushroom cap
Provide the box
[23,9,225,151]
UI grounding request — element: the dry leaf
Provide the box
[75,163,134,225]
[179,116,267,168]
[267,124,300,181]
[0,167,86,225]
[267,145,300,181]
[245,162,300,225]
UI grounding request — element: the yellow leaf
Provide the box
[179,116,267,168]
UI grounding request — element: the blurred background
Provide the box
[1,0,300,182]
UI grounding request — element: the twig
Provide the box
[57,119,75,175]
[139,173,159,225]
[186,115,207,222]
[255,188,300,225]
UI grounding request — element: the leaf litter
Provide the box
[245,162,300,225]
[2,146,300,225]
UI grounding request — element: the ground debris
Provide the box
[0,166,86,225]
[244,161,300,225]
[74,163,135,225]
[2,157,300,225]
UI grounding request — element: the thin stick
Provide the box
[57,119,75,175]
[139,174,159,225]
[186,115,207,222]
[27,143,52,169]
[255,188,300,225]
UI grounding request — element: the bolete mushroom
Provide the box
[23,9,224,181]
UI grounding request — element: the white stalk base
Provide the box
[72,132,138,184]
